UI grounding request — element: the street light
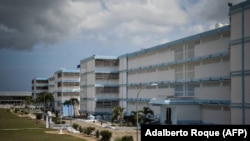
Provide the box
[59,102,64,134]
[136,83,158,141]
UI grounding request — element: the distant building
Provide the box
[0,91,31,105]
[52,69,80,116]
[31,77,48,99]
[79,55,119,115]
[32,69,80,116]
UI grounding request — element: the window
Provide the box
[185,43,194,59]
[63,82,79,87]
[186,83,199,96]
[96,73,119,80]
[96,101,119,108]
[95,59,119,67]
[174,65,183,80]
[63,72,79,77]
[57,92,61,97]
[171,84,183,96]
[96,87,119,94]
[185,63,196,79]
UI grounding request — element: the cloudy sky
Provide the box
[0,0,243,91]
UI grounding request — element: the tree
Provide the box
[69,98,79,118]
[25,97,34,105]
[139,106,154,124]
[63,100,71,117]
[111,106,125,125]
[129,111,143,126]
[100,130,112,141]
[36,92,54,111]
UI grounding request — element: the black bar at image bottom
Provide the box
[141,125,250,141]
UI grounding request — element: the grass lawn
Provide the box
[0,108,86,141]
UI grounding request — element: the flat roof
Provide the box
[0,91,32,97]
[80,55,118,63]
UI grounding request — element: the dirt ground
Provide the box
[60,119,141,141]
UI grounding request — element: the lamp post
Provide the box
[136,83,157,141]
[59,102,64,134]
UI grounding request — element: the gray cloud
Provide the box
[0,0,79,50]
[0,0,234,50]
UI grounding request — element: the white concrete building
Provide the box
[53,69,80,116]
[31,77,48,99]
[78,0,249,125]
[79,55,119,116]
[229,0,250,125]
[0,91,32,105]
[120,23,231,124]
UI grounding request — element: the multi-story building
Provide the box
[229,0,250,125]
[121,24,231,125]
[79,55,119,116]
[31,77,48,99]
[0,91,32,105]
[53,69,80,116]
[79,0,249,125]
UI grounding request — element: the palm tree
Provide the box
[25,96,33,105]
[36,92,54,111]
[69,98,79,118]
[130,111,143,126]
[111,106,125,125]
[63,100,71,117]
[139,106,154,124]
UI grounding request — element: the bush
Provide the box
[52,117,58,123]
[100,130,112,141]
[55,120,65,124]
[14,108,19,113]
[36,113,43,120]
[96,130,100,138]
[79,126,83,133]
[72,123,80,130]
[83,127,95,135]
[121,136,133,141]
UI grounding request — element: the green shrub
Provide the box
[96,130,100,138]
[55,120,65,124]
[52,117,58,123]
[121,135,133,141]
[100,130,112,141]
[36,113,43,120]
[79,126,83,132]
[14,108,19,113]
[85,127,95,135]
[72,123,80,130]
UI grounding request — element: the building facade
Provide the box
[31,77,48,99]
[229,0,250,124]
[53,69,80,116]
[32,0,249,124]
[78,1,249,125]
[79,55,119,116]
[0,91,32,105]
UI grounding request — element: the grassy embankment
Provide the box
[0,108,86,141]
